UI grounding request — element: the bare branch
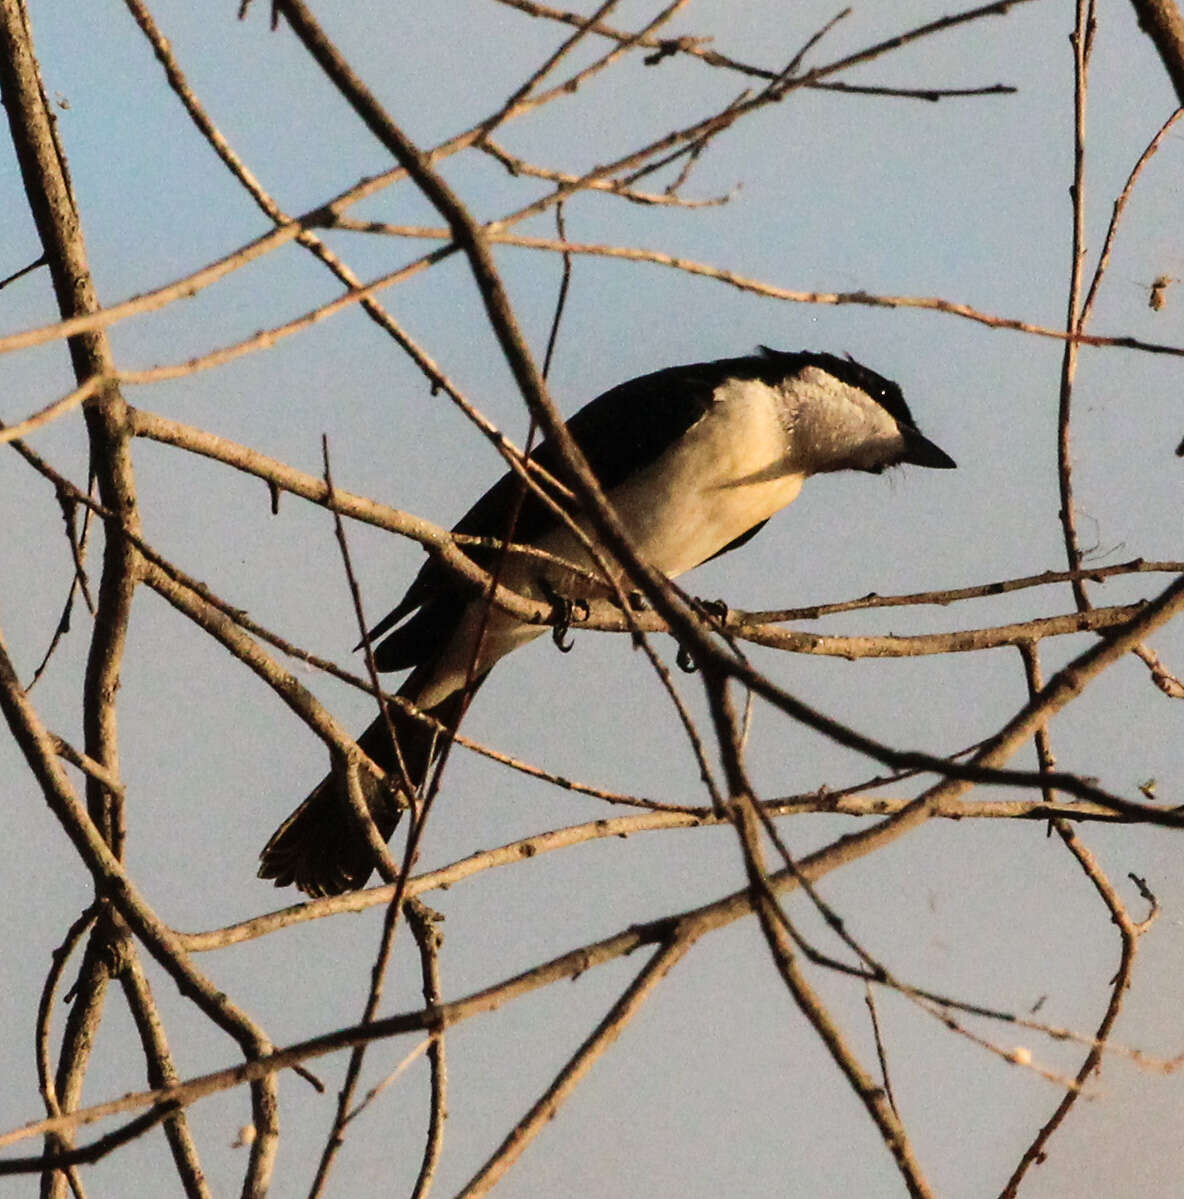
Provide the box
[119,959,212,1199]
[1127,0,1184,103]
[0,624,278,1187]
[323,220,1184,359]
[455,936,692,1197]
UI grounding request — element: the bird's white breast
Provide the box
[417,378,802,706]
[597,376,803,576]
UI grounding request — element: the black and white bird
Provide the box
[259,347,955,895]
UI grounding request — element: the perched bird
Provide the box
[259,347,955,895]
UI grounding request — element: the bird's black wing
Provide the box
[369,356,780,670]
[703,518,769,564]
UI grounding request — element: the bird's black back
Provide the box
[369,349,894,670]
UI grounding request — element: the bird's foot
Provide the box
[693,597,730,624]
[538,579,589,653]
[675,599,729,672]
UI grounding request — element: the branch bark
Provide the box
[1129,0,1184,103]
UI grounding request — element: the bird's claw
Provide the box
[539,579,589,653]
[675,599,729,672]
[695,597,730,624]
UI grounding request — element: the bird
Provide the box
[259,346,956,896]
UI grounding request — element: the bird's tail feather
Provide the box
[258,668,484,896]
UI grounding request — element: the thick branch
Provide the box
[1129,0,1184,103]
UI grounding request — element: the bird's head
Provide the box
[758,347,956,476]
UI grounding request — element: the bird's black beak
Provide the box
[901,428,956,469]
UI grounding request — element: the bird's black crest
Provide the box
[755,346,916,429]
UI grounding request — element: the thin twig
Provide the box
[454,936,692,1198]
[3,715,1171,1164]
[1070,100,1184,698]
[480,137,732,206]
[177,788,1133,953]
[34,907,95,1199]
[274,0,1184,857]
[1056,0,1096,612]
[494,0,1035,93]
[472,0,629,141]
[746,559,1184,621]
[319,220,1184,359]
[406,901,447,1199]
[36,416,1184,821]
[1079,106,1184,325]
[0,5,161,1190]
[119,957,212,1199]
[0,251,45,288]
[864,983,899,1117]
[306,431,431,1195]
[323,434,414,806]
[0,623,277,1183]
[730,795,934,1198]
[27,483,97,688]
[8,1,1145,383]
[1001,639,1153,1195]
[695,657,933,1195]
